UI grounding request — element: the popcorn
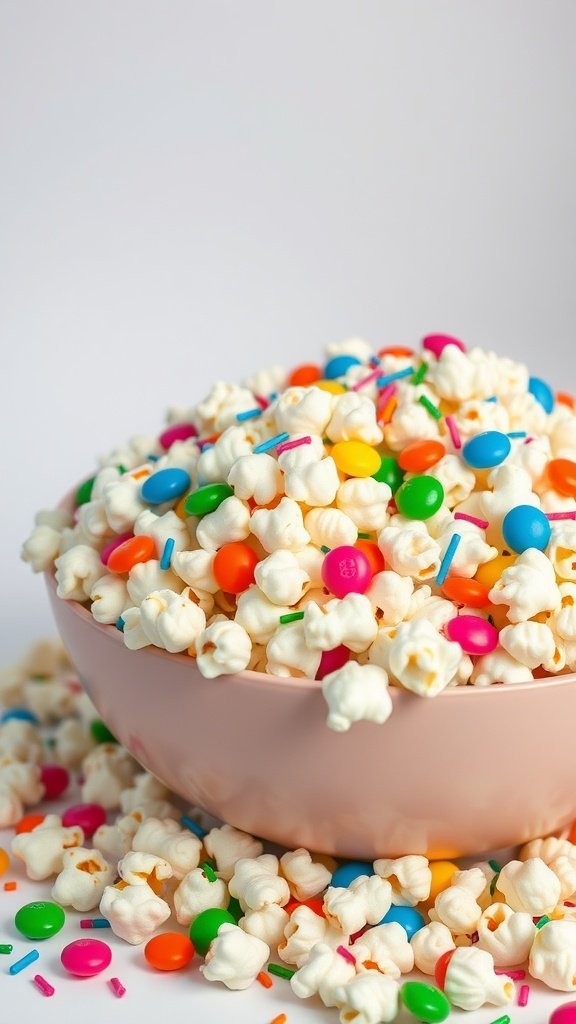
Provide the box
[326,392,383,445]
[549,526,576,582]
[476,903,537,966]
[174,866,229,926]
[554,583,576,640]
[52,718,96,769]
[437,520,498,579]
[235,587,290,645]
[304,594,378,653]
[196,618,252,677]
[239,904,290,949]
[441,945,514,1011]
[121,606,151,650]
[99,435,158,471]
[520,835,576,868]
[489,548,561,623]
[378,522,441,581]
[54,545,104,601]
[133,509,190,555]
[250,497,310,553]
[336,478,392,532]
[373,855,431,907]
[0,719,44,762]
[352,921,414,977]
[90,574,130,624]
[332,973,400,1024]
[12,813,84,880]
[280,848,332,901]
[325,337,373,362]
[387,620,462,696]
[453,399,510,442]
[77,499,114,542]
[366,571,414,626]
[322,662,392,732]
[93,810,145,862]
[197,426,252,483]
[171,549,218,596]
[227,452,284,506]
[0,758,44,827]
[480,464,540,545]
[305,507,358,549]
[266,620,322,679]
[131,817,202,879]
[499,620,558,671]
[22,522,64,572]
[426,455,476,508]
[100,878,171,944]
[51,847,115,911]
[529,919,576,991]
[273,386,334,437]
[139,588,206,653]
[278,905,342,967]
[471,649,534,686]
[284,454,340,507]
[429,876,484,934]
[203,823,263,882]
[201,923,270,990]
[290,942,356,1008]
[323,874,392,934]
[496,857,562,915]
[384,397,440,451]
[243,364,286,397]
[410,921,455,975]
[228,853,290,912]
[81,743,138,810]
[21,681,76,724]
[116,849,173,888]
[102,475,147,533]
[119,771,172,813]
[253,549,310,607]
[195,496,251,552]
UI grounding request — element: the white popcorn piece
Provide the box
[378,522,441,581]
[499,621,558,671]
[116,849,173,888]
[52,847,115,911]
[196,382,257,432]
[520,835,576,867]
[100,880,171,944]
[250,497,310,553]
[453,399,510,442]
[239,904,290,949]
[119,771,171,813]
[387,619,462,697]
[442,945,514,1011]
[352,921,414,978]
[131,817,202,880]
[0,759,44,827]
[430,882,484,935]
[139,588,206,653]
[406,593,456,632]
[133,509,190,556]
[510,434,551,488]
[273,386,334,437]
[155,439,200,478]
[366,571,414,626]
[201,923,270,990]
[93,811,145,862]
[235,586,290,645]
[227,452,284,506]
[471,649,534,686]
[488,548,561,623]
[0,719,44,762]
[203,823,263,882]
[197,426,252,483]
[503,390,548,434]
[195,496,251,552]
[254,550,310,606]
[429,346,496,403]
[278,905,343,967]
[554,583,576,640]
[373,855,431,907]
[102,475,147,533]
[228,854,290,912]
[196,618,252,678]
[81,743,138,810]
[497,858,562,915]
[477,903,537,967]
[77,499,114,542]
[323,875,392,935]
[22,678,75,724]
[327,392,383,445]
[12,814,84,880]
[280,849,332,902]
[322,662,392,732]
[291,942,356,1008]
[21,523,63,572]
[549,527,576,583]
[333,974,400,1024]
[336,478,392,532]
[174,865,229,926]
[304,594,378,654]
[305,507,358,550]
[384,397,440,451]
[171,549,218,596]
[52,719,96,769]
[284,454,340,507]
[410,921,455,975]
[436,521,498,579]
[426,455,476,508]
[99,435,159,471]
[243,364,286,397]
[90,574,130,624]
[266,621,322,679]
[529,919,576,991]
[121,606,151,650]
[325,337,373,363]
[54,545,104,602]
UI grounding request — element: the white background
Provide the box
[1,2,576,1020]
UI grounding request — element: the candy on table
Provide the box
[144,931,195,970]
[60,937,112,976]
[15,899,66,939]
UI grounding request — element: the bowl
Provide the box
[45,571,576,859]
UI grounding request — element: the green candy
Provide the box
[227,897,243,922]
[372,456,404,493]
[15,901,65,941]
[189,908,236,956]
[184,483,234,518]
[401,981,451,1023]
[75,476,95,507]
[90,719,117,744]
[395,475,444,520]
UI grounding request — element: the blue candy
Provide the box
[0,708,38,724]
[502,504,551,554]
[324,355,362,380]
[529,376,555,414]
[331,861,374,888]
[141,467,191,505]
[379,904,425,939]
[462,431,511,470]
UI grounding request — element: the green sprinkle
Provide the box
[418,394,442,420]
[200,861,218,882]
[117,464,127,474]
[411,361,428,385]
[279,612,305,624]
[30,674,50,681]
[321,545,331,554]
[357,532,372,539]
[490,872,500,897]
[268,963,295,980]
[323,437,331,445]
[488,1017,511,1024]
[0,944,13,954]
[536,915,551,929]
[488,859,501,873]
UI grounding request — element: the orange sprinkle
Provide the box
[257,971,273,989]
[3,881,16,891]
[131,469,151,480]
[379,395,398,425]
[557,391,575,410]
[270,1016,287,1024]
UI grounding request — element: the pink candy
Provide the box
[61,938,112,977]
[445,614,499,656]
[62,803,107,838]
[101,532,132,567]
[321,546,372,599]
[316,645,350,681]
[39,764,70,800]
[422,334,467,358]
[158,423,198,450]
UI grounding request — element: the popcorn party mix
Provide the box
[22,335,576,732]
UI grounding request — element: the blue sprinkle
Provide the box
[181,815,207,839]
[436,533,462,586]
[485,396,498,403]
[253,432,290,454]
[236,408,262,422]
[201,443,214,451]
[0,708,39,724]
[370,355,380,367]
[376,366,415,387]
[268,392,278,401]
[9,949,39,975]
[147,454,159,461]
[116,616,125,632]
[507,431,527,439]
[91,918,111,928]
[161,537,175,570]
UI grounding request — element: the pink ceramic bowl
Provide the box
[45,572,576,859]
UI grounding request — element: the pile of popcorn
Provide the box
[4,639,576,1022]
[22,335,576,732]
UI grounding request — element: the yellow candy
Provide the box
[427,860,459,904]
[315,380,347,395]
[0,848,9,877]
[475,552,516,589]
[332,441,381,478]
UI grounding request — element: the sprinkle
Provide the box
[370,355,380,367]
[357,532,372,539]
[269,392,278,401]
[418,394,442,420]
[518,984,530,1006]
[257,971,273,989]
[565,901,576,907]
[411,361,428,385]
[524,436,534,444]
[380,395,398,424]
[33,975,54,997]
[536,915,551,929]
[546,511,576,521]
[488,1017,510,1024]
[352,367,381,391]
[253,433,290,454]
[147,454,159,462]
[3,881,16,891]
[0,944,13,954]
[160,537,175,570]
[454,512,490,529]
[445,414,462,449]
[110,977,126,998]
[490,872,500,897]
[9,949,39,975]
[201,861,218,882]
[507,431,527,438]
[180,815,207,838]
[279,611,305,624]
[485,396,498,403]
[270,1016,287,1024]
[488,859,502,873]
[436,534,462,586]
[276,436,312,455]
[495,968,525,979]
[116,616,125,632]
[268,963,295,980]
[254,394,270,410]
[236,407,263,422]
[376,366,415,387]
[337,945,356,965]
[131,468,150,480]
[320,545,331,554]
[377,383,397,409]
[81,918,111,929]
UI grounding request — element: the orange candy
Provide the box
[284,897,325,918]
[0,848,9,877]
[288,363,322,387]
[144,932,195,971]
[548,458,576,499]
[355,540,385,576]
[568,820,576,845]
[441,577,491,608]
[398,439,446,474]
[15,813,45,835]
[557,392,576,410]
[213,542,259,594]
[377,345,415,358]
[107,535,156,573]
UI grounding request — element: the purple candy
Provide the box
[445,614,499,656]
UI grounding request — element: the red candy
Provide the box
[158,423,198,450]
[288,364,322,387]
[434,948,455,990]
[284,897,325,918]
[354,540,385,577]
[62,803,107,838]
[550,1001,576,1024]
[16,813,46,834]
[39,764,70,800]
[445,614,499,656]
[107,535,156,573]
[213,542,259,594]
[316,645,350,681]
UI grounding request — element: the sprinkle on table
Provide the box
[236,408,263,422]
[9,949,39,975]
[270,1015,287,1024]
[180,815,207,839]
[268,963,295,980]
[488,1017,510,1024]
[257,970,273,988]
[445,414,462,449]
[495,968,525,980]
[436,534,462,586]
[0,944,13,954]
[81,918,111,929]
[3,881,16,891]
[418,394,442,420]
[518,984,530,1006]
[160,537,175,571]
[253,433,290,454]
[376,366,415,387]
[33,974,54,997]
[279,611,305,624]
[110,977,126,998]
[276,436,312,455]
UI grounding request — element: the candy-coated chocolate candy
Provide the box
[284,897,325,918]
[0,708,38,724]
[395,476,444,520]
[15,901,65,940]
[100,532,132,566]
[62,803,106,838]
[158,423,197,450]
[401,980,451,1023]
[213,542,258,594]
[550,1001,576,1024]
[61,938,112,977]
[322,546,372,598]
[548,458,576,499]
[428,862,458,904]
[0,848,9,877]
[355,540,385,576]
[529,375,555,413]
[434,948,456,990]
[141,467,191,505]
[380,905,425,939]
[184,483,234,517]
[331,862,374,888]
[422,334,466,358]
[324,355,362,379]
[378,345,415,358]
[90,719,117,744]
[332,441,381,478]
[189,908,236,957]
[39,764,70,800]
[475,552,515,588]
[227,897,243,922]
[441,576,491,608]
[502,504,551,554]
[315,645,350,680]
[315,379,347,395]
[107,534,156,573]
[462,430,511,470]
[288,364,322,387]
[76,476,95,507]
[372,456,404,493]
[145,932,195,971]
[15,813,45,835]
[445,614,499,655]
[398,440,445,474]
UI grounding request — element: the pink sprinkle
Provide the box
[110,977,126,998]
[80,919,93,929]
[352,367,381,391]
[565,901,576,907]
[33,975,54,997]
[276,435,313,455]
[337,945,356,965]
[546,511,576,521]
[454,512,490,529]
[495,969,526,980]
[524,436,534,444]
[518,984,530,1006]
[445,414,462,450]
[377,383,397,409]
